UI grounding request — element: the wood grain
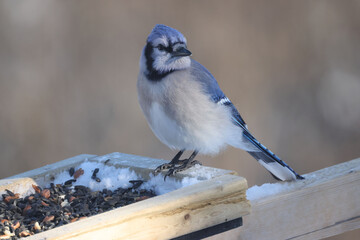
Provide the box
[208,158,360,240]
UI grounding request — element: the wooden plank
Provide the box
[208,158,360,240]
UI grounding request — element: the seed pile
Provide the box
[0,167,156,239]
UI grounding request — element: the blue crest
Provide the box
[147,24,187,45]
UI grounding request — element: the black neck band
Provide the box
[144,43,174,81]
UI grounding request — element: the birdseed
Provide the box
[0,167,156,239]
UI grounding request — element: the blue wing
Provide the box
[190,59,226,102]
[190,59,247,127]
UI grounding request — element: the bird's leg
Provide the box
[164,150,201,179]
[154,149,185,173]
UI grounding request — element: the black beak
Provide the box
[171,47,192,57]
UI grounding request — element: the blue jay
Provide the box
[137,24,304,181]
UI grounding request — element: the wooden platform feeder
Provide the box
[0,153,250,240]
[1,153,359,239]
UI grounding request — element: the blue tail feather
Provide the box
[242,130,304,180]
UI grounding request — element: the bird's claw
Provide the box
[164,168,177,180]
[154,163,173,174]
[160,159,202,181]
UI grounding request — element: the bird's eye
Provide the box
[157,45,165,51]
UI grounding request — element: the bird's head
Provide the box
[141,24,192,81]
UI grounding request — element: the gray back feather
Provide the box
[190,59,226,102]
[190,59,247,127]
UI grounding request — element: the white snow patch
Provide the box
[246,174,311,202]
[140,173,201,195]
[246,182,297,201]
[52,161,139,192]
[50,161,204,195]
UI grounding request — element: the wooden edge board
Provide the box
[5,154,97,180]
[208,158,360,240]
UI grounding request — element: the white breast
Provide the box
[148,102,187,149]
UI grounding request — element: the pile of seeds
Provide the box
[0,167,156,239]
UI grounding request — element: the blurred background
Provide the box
[0,1,359,239]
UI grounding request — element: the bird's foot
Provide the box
[163,159,202,180]
[154,150,185,174]
[154,159,187,173]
